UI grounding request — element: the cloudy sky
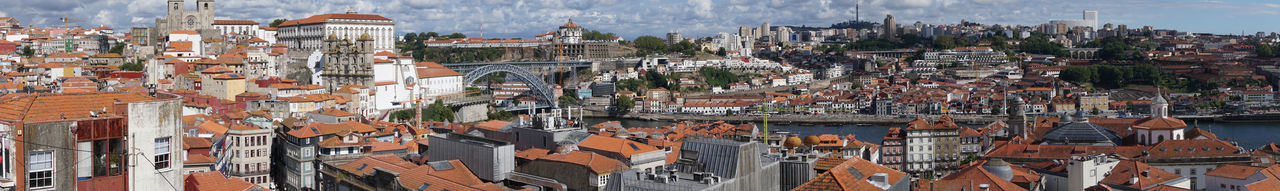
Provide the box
[2,0,1278,39]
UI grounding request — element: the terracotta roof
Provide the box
[0,92,156,122]
[1101,160,1181,189]
[576,135,660,158]
[184,153,216,165]
[1145,139,1243,159]
[396,160,505,191]
[417,68,463,78]
[515,148,552,160]
[535,150,628,174]
[183,171,265,191]
[285,121,378,138]
[278,13,392,27]
[1206,164,1265,180]
[310,108,354,117]
[922,160,1030,191]
[335,154,417,176]
[170,30,199,35]
[797,157,908,191]
[1132,117,1187,130]
[473,120,510,131]
[184,136,214,149]
[1245,164,1280,191]
[813,157,846,172]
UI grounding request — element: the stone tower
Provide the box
[159,0,215,34]
[320,33,375,91]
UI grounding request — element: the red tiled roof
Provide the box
[0,92,156,122]
[1205,164,1265,180]
[184,171,265,191]
[1101,160,1181,189]
[795,157,908,191]
[1132,117,1187,130]
[1145,139,1243,159]
[278,14,392,27]
[576,135,660,158]
[534,151,628,174]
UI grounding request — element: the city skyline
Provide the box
[1,0,1279,39]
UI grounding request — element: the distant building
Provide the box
[155,0,216,35]
[319,34,375,91]
[667,32,683,44]
[276,11,395,51]
[882,14,897,40]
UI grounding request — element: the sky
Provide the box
[1,0,1278,39]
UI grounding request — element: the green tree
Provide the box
[633,36,666,54]
[615,95,635,114]
[269,19,287,28]
[933,35,957,49]
[404,33,418,43]
[617,79,644,91]
[445,33,466,39]
[645,71,669,89]
[423,100,456,122]
[21,46,33,57]
[699,67,739,88]
[425,32,439,38]
[716,47,727,57]
[488,110,516,121]
[558,95,580,107]
[108,43,125,54]
[120,59,145,71]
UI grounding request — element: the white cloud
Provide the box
[0,0,1276,39]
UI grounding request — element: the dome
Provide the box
[783,136,803,149]
[982,159,1014,181]
[802,135,821,146]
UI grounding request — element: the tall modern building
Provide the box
[882,14,897,40]
[1048,10,1099,33]
[667,31,683,44]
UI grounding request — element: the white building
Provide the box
[215,124,274,188]
[212,20,260,37]
[277,11,395,51]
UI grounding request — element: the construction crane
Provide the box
[58,16,83,29]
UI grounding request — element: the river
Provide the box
[584,118,1279,149]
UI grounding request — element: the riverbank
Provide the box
[581,111,1005,125]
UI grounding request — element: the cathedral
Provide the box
[155,0,215,34]
[320,33,375,91]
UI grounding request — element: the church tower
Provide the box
[198,0,215,27]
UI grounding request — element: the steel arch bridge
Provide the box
[464,64,557,107]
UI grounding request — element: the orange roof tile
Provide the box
[535,151,628,174]
[278,14,392,27]
[576,135,660,158]
[795,157,908,191]
[0,92,156,122]
[184,171,265,191]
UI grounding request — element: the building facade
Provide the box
[277,12,395,51]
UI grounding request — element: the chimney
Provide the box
[1129,175,1139,185]
[979,184,990,191]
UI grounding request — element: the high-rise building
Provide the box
[1084,10,1099,30]
[666,31,682,44]
[883,14,897,40]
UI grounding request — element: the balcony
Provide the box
[77,175,126,191]
[228,170,271,177]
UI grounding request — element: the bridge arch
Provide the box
[464,64,557,107]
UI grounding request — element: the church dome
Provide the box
[802,135,821,146]
[982,159,1014,181]
[784,136,803,149]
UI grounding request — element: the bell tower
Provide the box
[198,0,215,28]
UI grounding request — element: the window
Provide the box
[28,150,54,189]
[1175,169,1181,175]
[1190,168,1196,175]
[155,137,172,169]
